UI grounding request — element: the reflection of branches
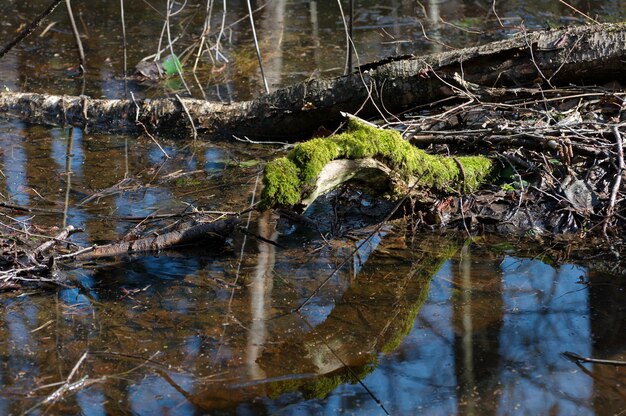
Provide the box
[26,350,160,414]
[500,358,593,409]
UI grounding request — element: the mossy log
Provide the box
[260,119,492,210]
[0,23,625,138]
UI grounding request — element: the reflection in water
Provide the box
[0,214,624,414]
[0,1,625,414]
[3,0,623,100]
[1,123,28,206]
[0,116,623,414]
[246,211,278,380]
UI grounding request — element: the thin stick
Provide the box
[336,0,351,75]
[55,244,96,260]
[347,0,354,74]
[193,0,214,72]
[65,0,86,74]
[0,0,64,59]
[563,351,626,366]
[165,0,192,95]
[603,125,624,236]
[129,92,170,159]
[246,0,270,94]
[491,0,504,27]
[213,0,227,63]
[175,94,198,141]
[557,0,600,24]
[33,225,77,257]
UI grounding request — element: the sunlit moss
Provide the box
[290,138,341,183]
[260,118,493,209]
[259,157,301,210]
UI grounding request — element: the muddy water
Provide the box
[0,1,625,415]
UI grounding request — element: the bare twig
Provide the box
[175,94,198,141]
[65,0,86,74]
[129,92,170,159]
[246,0,269,93]
[603,125,624,237]
[0,0,64,59]
[165,0,192,95]
[33,225,78,257]
[120,0,128,93]
[563,351,626,366]
[491,0,504,27]
[557,0,600,24]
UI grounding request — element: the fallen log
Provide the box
[260,118,492,210]
[0,23,625,139]
[73,219,237,260]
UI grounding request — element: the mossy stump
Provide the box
[260,119,492,210]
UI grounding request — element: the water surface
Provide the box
[0,1,625,414]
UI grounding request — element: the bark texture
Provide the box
[75,219,237,260]
[0,23,625,139]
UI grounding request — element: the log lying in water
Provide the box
[74,219,237,260]
[0,23,625,139]
[259,118,493,210]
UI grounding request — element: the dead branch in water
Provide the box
[0,217,237,290]
[72,218,238,260]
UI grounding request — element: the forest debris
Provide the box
[0,217,237,290]
[32,225,79,258]
[561,176,596,213]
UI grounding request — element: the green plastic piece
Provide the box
[161,54,182,75]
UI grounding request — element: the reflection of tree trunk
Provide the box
[245,211,278,380]
[452,247,503,416]
[62,128,75,227]
[427,0,443,53]
[309,1,321,70]
[458,245,476,416]
[258,0,286,91]
[588,271,626,413]
[2,23,624,138]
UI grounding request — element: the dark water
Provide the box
[0,1,625,414]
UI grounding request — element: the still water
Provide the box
[0,0,624,414]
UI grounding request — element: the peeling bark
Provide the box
[0,23,625,139]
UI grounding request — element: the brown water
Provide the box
[0,1,625,415]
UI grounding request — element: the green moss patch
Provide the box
[260,118,493,209]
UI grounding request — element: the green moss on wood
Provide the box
[261,118,493,209]
[291,138,341,183]
[260,157,301,210]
